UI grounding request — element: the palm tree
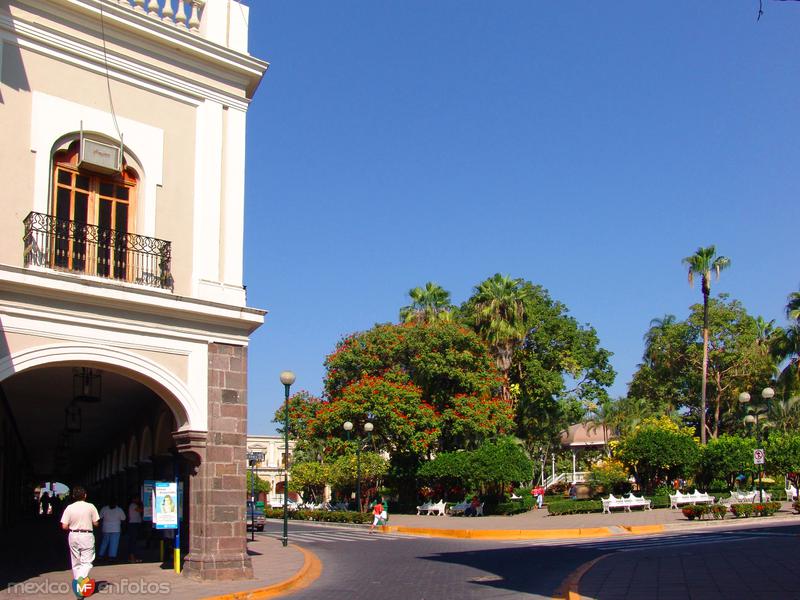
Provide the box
[787,288,800,322]
[583,400,615,456]
[399,282,453,324]
[682,245,731,444]
[772,288,800,397]
[468,273,532,403]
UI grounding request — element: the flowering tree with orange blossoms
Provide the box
[320,321,512,456]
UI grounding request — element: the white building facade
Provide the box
[0,0,267,581]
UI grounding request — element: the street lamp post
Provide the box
[279,371,296,547]
[343,421,374,512]
[249,457,256,542]
[739,387,774,504]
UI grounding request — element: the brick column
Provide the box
[180,343,252,581]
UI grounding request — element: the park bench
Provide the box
[416,500,447,515]
[786,485,797,502]
[448,501,484,516]
[719,490,772,505]
[669,490,715,509]
[602,493,652,513]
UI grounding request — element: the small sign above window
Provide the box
[79,137,122,174]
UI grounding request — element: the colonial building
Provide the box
[0,0,267,581]
[246,434,296,506]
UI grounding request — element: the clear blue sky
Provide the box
[242,1,800,434]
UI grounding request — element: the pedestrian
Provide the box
[464,496,481,517]
[369,498,384,533]
[39,491,51,516]
[532,486,544,509]
[60,486,100,580]
[51,493,63,518]
[569,482,577,500]
[127,497,143,563]
[98,500,127,562]
[380,496,388,523]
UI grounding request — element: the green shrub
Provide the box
[546,499,603,515]
[729,502,781,518]
[650,496,670,509]
[263,508,371,524]
[494,501,531,515]
[681,504,709,520]
[710,504,727,520]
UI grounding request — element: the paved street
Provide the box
[261,519,800,600]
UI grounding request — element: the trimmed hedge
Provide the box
[729,502,781,518]
[681,504,727,520]
[263,508,371,524]
[546,500,603,515]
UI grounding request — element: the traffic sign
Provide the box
[247,452,265,463]
[753,448,765,465]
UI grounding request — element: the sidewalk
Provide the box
[379,502,800,538]
[0,518,313,600]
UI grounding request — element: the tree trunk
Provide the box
[700,291,710,444]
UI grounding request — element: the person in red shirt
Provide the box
[369,500,384,533]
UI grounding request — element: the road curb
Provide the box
[199,544,323,600]
[381,525,617,540]
[552,553,613,600]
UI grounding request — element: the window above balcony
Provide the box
[22,142,173,291]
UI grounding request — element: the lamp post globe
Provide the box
[744,415,756,426]
[762,387,775,401]
[363,422,374,433]
[343,421,353,432]
[738,392,751,404]
[279,370,295,547]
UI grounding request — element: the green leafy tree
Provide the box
[629,296,777,439]
[418,438,532,499]
[509,282,615,469]
[246,471,271,497]
[462,273,532,402]
[697,434,756,489]
[289,461,330,503]
[399,282,454,324]
[322,321,512,453]
[616,417,701,493]
[682,245,731,443]
[328,450,389,508]
[772,287,800,397]
[766,432,800,488]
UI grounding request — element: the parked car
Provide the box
[246,501,265,531]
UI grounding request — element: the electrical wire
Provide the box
[98,4,124,147]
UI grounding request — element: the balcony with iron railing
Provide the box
[23,211,173,291]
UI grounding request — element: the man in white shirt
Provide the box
[60,486,100,579]
[98,501,127,562]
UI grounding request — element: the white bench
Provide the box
[602,493,652,513]
[786,485,797,502]
[448,501,484,516]
[416,500,446,515]
[448,501,469,515]
[670,490,715,509]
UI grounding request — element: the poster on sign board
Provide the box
[142,481,154,521]
[153,481,178,529]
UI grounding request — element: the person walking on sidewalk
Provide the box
[127,497,144,563]
[98,500,126,562]
[369,499,384,533]
[532,486,544,509]
[60,486,100,580]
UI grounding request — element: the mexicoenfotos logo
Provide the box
[72,576,96,598]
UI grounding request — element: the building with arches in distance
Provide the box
[246,435,297,506]
[0,0,267,581]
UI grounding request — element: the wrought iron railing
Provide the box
[23,211,173,291]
